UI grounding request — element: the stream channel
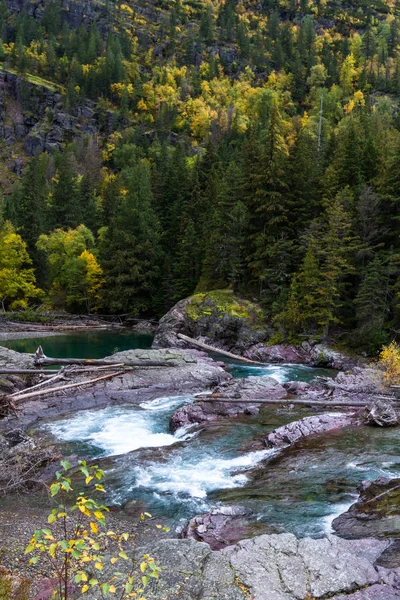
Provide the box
[3,330,400,539]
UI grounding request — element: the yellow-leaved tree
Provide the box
[0,220,42,311]
[37,225,104,313]
[379,342,400,386]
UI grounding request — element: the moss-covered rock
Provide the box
[153,289,270,353]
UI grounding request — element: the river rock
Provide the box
[333,477,400,539]
[181,505,267,550]
[256,412,356,449]
[170,375,287,432]
[78,534,400,600]
[153,289,269,353]
[365,400,400,427]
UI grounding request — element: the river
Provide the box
[3,331,400,539]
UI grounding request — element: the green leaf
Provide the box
[118,551,128,560]
[48,514,56,524]
[141,575,149,588]
[50,483,60,497]
[60,460,70,471]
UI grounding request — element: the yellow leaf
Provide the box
[95,562,103,570]
[81,573,88,582]
[140,561,147,572]
[111,557,118,564]
[109,585,116,593]
[90,522,98,534]
[94,510,104,520]
[81,585,89,593]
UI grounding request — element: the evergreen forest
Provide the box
[0,0,400,351]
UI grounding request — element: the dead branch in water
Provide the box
[197,395,392,408]
[9,370,127,404]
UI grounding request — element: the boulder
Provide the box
[181,505,268,550]
[365,400,400,427]
[333,477,400,539]
[245,343,308,363]
[153,289,269,353]
[253,412,356,450]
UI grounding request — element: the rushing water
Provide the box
[5,330,398,538]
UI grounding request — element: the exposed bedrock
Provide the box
[78,534,400,600]
[0,346,230,428]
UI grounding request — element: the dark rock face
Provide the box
[170,375,287,432]
[153,290,269,353]
[333,477,400,539]
[0,69,113,158]
[181,505,269,550]
[80,534,400,600]
[0,429,59,492]
[365,400,399,427]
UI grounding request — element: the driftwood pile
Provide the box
[0,346,171,417]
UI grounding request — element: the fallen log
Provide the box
[33,346,170,368]
[198,396,385,408]
[177,334,261,364]
[12,370,126,403]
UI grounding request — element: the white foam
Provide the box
[134,449,274,499]
[321,497,358,533]
[47,404,194,456]
[139,395,194,411]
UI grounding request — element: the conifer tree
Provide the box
[100,161,163,315]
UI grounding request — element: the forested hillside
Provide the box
[0,0,399,349]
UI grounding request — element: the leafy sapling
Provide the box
[25,460,162,600]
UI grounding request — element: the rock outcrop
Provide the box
[0,69,115,158]
[333,477,400,539]
[0,347,230,428]
[153,289,269,353]
[170,375,287,432]
[79,534,400,600]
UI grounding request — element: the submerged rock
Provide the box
[153,289,269,353]
[365,400,400,427]
[333,477,400,539]
[181,505,270,550]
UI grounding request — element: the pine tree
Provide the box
[100,161,163,315]
[49,152,82,230]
